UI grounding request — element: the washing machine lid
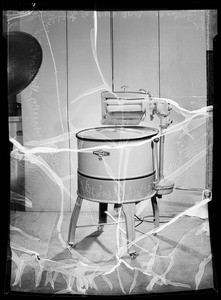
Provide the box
[76,126,158,142]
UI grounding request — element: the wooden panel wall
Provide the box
[67,11,112,211]
[113,11,207,189]
[19,12,71,211]
[159,11,207,188]
[14,10,209,211]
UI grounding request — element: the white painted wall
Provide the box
[12,10,208,212]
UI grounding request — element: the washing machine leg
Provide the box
[68,196,83,246]
[98,203,108,231]
[122,203,137,259]
[151,195,159,230]
[99,203,108,223]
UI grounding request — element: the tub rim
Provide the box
[76,126,159,142]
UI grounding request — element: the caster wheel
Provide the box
[130,252,138,260]
[97,225,104,232]
[114,204,122,212]
[68,242,77,249]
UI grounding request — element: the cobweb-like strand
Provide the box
[8,10,213,294]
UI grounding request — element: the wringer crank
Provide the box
[68,87,174,259]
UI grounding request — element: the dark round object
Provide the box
[4,31,43,96]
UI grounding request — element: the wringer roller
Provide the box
[68,86,174,259]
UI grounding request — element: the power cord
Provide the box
[134,213,175,227]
